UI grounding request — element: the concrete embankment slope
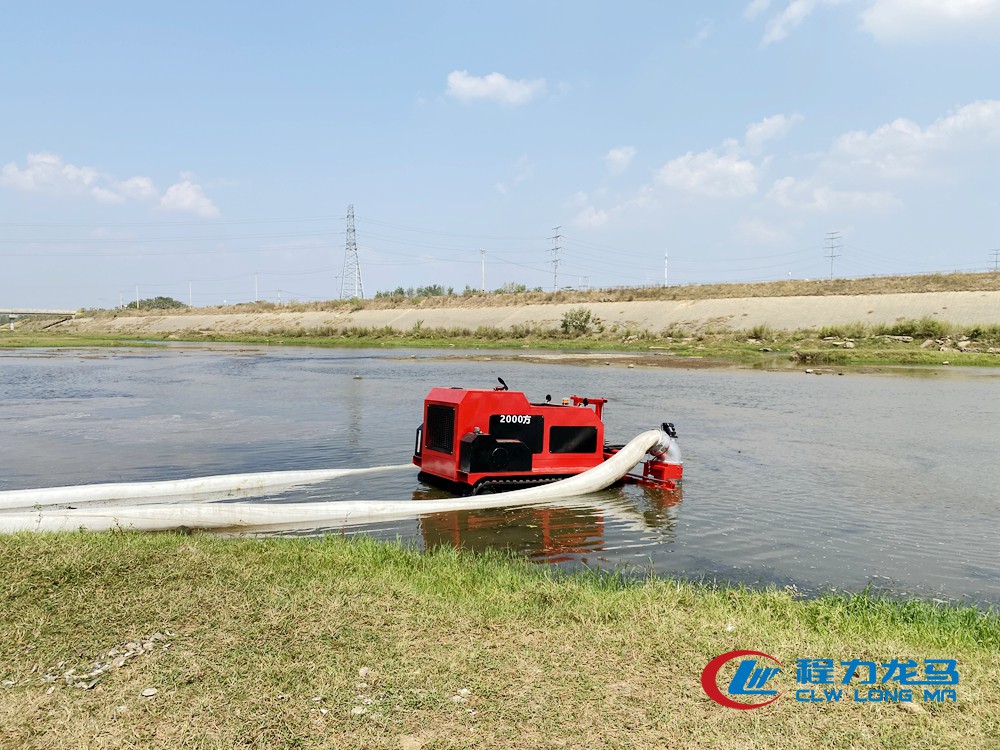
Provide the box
[68,290,1000,335]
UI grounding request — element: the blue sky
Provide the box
[2,0,999,308]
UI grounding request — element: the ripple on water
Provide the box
[4,346,999,607]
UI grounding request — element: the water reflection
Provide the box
[3,345,999,607]
[419,506,605,562]
[345,375,364,446]
[414,486,683,563]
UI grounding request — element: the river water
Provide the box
[2,345,998,607]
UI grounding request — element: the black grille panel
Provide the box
[425,404,456,454]
[488,414,544,453]
[549,426,598,454]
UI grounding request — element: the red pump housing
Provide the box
[413,384,681,495]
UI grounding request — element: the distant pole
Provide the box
[480,248,486,292]
[825,232,842,279]
[119,292,123,310]
[135,285,139,310]
[340,205,364,299]
[664,251,669,286]
[548,226,562,291]
[255,273,259,303]
[991,249,1000,271]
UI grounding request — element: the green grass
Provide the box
[0,333,156,348]
[0,533,996,749]
[5,317,1000,369]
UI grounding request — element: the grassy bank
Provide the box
[72,271,1000,315]
[7,316,1000,368]
[0,333,153,348]
[1,533,997,749]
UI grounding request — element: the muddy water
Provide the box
[2,345,998,606]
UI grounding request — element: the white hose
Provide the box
[0,464,414,510]
[0,429,666,534]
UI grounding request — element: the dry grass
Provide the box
[78,272,1000,317]
[0,533,996,749]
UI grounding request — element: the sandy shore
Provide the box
[64,289,1000,336]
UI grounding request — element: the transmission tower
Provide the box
[548,226,562,291]
[825,231,842,279]
[991,248,1000,271]
[340,205,364,299]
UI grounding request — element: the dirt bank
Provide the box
[64,289,1000,336]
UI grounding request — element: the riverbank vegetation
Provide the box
[0,533,996,749]
[69,271,1000,317]
[0,333,152,348]
[5,316,1000,367]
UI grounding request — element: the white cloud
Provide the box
[744,0,774,19]
[658,150,759,197]
[580,115,797,216]
[736,217,794,244]
[567,186,654,229]
[861,0,1000,42]
[689,18,714,46]
[604,146,637,175]
[494,155,534,195]
[651,113,796,198]
[572,206,611,228]
[445,70,546,106]
[831,100,1000,178]
[762,0,823,44]
[1,152,101,193]
[755,0,860,45]
[160,180,220,218]
[1,152,218,217]
[91,186,126,204]
[767,176,901,211]
[116,176,159,201]
[754,0,1000,45]
[744,113,803,153]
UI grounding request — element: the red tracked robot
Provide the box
[413,378,682,495]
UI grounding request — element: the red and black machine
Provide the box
[413,378,682,495]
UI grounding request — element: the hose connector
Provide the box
[649,426,683,466]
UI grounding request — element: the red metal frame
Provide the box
[414,387,606,487]
[414,387,681,492]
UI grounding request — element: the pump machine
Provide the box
[413,379,682,495]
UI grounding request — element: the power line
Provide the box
[825,231,842,279]
[991,249,1000,271]
[548,226,562,291]
[340,205,364,299]
[0,229,342,245]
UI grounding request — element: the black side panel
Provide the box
[549,425,598,454]
[488,414,544,453]
[426,404,456,454]
[460,434,532,473]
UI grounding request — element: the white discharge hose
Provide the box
[0,464,415,511]
[0,429,668,534]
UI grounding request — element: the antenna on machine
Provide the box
[340,204,364,299]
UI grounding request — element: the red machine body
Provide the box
[413,383,681,495]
